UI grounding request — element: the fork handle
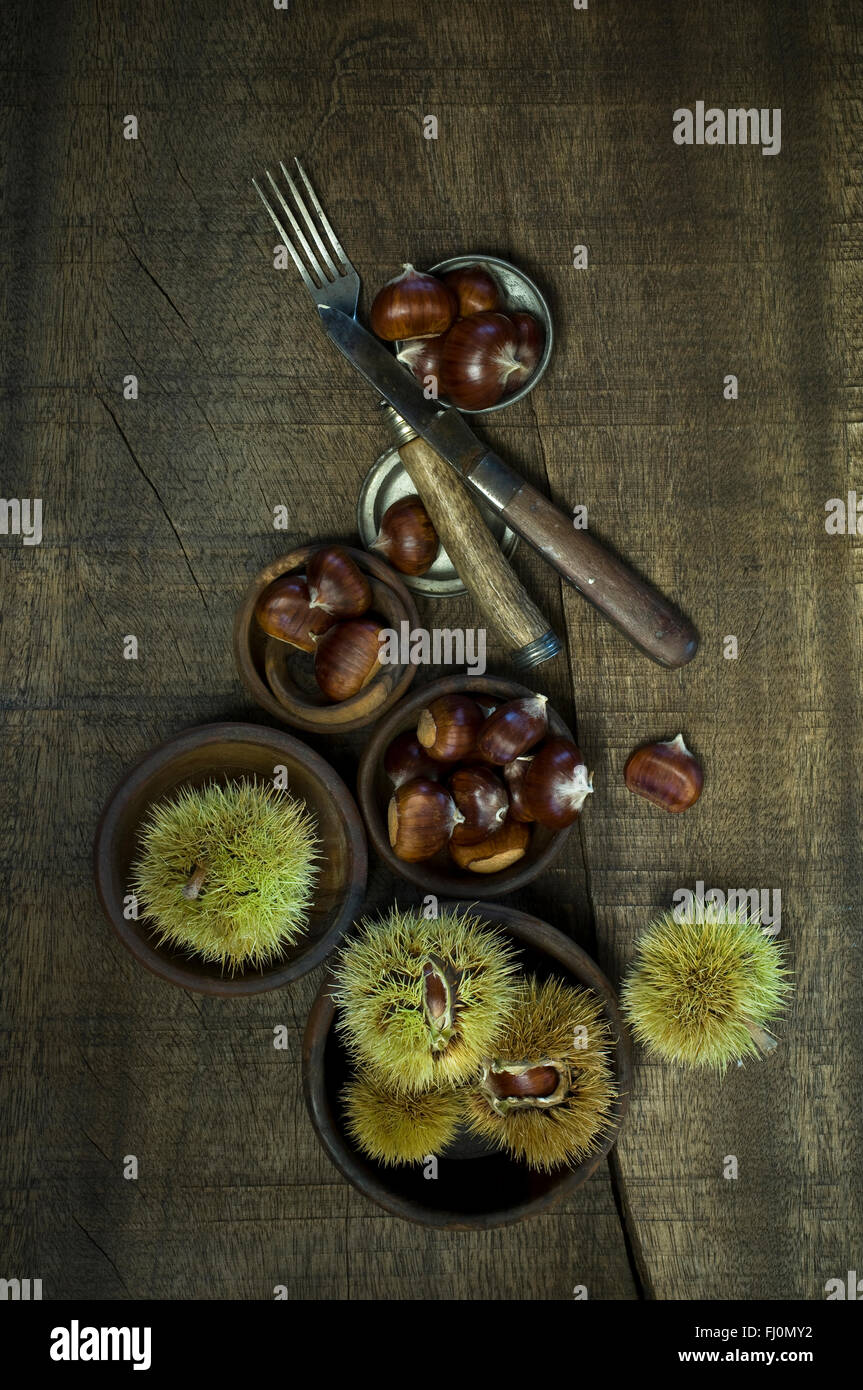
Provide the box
[397,435,561,669]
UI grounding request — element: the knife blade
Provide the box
[318,304,698,668]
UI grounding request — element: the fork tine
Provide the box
[293,158,351,271]
[264,169,327,285]
[252,176,316,291]
[279,161,339,280]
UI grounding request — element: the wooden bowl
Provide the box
[94,722,367,996]
[233,544,420,734]
[357,674,577,896]
[303,903,631,1230]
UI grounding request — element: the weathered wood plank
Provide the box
[2,0,860,1302]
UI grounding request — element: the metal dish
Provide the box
[394,254,554,414]
[357,446,519,597]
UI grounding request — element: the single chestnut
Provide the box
[448,764,509,846]
[475,694,549,765]
[521,737,594,828]
[396,335,445,395]
[370,264,457,342]
[383,730,442,788]
[307,546,372,619]
[314,616,384,702]
[442,264,502,317]
[439,312,521,410]
[504,312,544,394]
[254,573,335,653]
[449,817,530,874]
[481,1060,566,1110]
[370,494,439,576]
[624,733,703,813]
[388,778,463,862]
[503,755,535,823]
[416,693,484,762]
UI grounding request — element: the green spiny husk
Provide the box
[463,974,618,1172]
[620,902,793,1069]
[341,1074,463,1166]
[331,906,520,1093]
[131,778,320,973]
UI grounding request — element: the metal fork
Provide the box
[251,158,563,667]
[251,160,698,669]
[252,159,360,318]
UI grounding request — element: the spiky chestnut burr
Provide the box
[131,779,319,973]
[620,902,792,1069]
[331,906,521,1094]
[463,975,618,1172]
[341,1075,463,1166]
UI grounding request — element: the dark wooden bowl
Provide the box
[94,722,367,996]
[303,903,631,1230]
[233,544,420,734]
[357,674,577,896]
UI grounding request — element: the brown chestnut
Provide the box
[504,312,544,394]
[624,733,703,813]
[396,335,445,395]
[442,264,502,317]
[314,616,384,702]
[481,1060,567,1111]
[448,817,530,874]
[307,546,372,619]
[416,694,484,762]
[370,264,457,342]
[383,730,442,788]
[503,755,536,823]
[254,573,335,653]
[448,765,509,846]
[370,495,439,577]
[475,694,549,765]
[388,778,463,862]
[439,312,521,410]
[521,737,593,828]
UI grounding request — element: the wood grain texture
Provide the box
[1,0,860,1301]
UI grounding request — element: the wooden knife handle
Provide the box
[398,435,561,669]
[498,480,698,668]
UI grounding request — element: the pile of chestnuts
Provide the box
[384,691,593,873]
[255,546,388,703]
[370,263,545,412]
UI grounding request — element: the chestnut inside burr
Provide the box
[485,1064,561,1100]
[421,957,456,1051]
[182,862,208,900]
[422,960,448,1021]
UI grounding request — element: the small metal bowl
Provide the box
[395,254,553,415]
[356,446,519,597]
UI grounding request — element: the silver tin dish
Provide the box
[395,254,553,414]
[357,447,519,598]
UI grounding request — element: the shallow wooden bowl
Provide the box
[94,722,367,996]
[233,544,419,734]
[357,674,577,897]
[303,902,631,1230]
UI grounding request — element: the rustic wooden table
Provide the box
[2,0,860,1301]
